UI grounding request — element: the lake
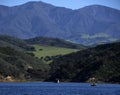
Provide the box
[0,82,120,95]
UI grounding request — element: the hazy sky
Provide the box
[0,0,120,10]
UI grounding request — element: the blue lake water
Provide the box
[0,82,120,95]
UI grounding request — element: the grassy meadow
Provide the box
[33,45,79,58]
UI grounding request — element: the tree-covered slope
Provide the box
[0,47,49,81]
[49,42,120,83]
[0,35,34,51]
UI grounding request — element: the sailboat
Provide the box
[57,79,60,83]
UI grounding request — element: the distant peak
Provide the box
[21,1,54,7]
[25,1,47,4]
[80,4,119,11]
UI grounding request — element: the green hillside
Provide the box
[33,45,79,58]
[0,35,34,51]
[49,42,120,83]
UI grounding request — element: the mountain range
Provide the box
[0,1,120,45]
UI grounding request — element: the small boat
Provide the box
[91,82,96,86]
[89,77,97,86]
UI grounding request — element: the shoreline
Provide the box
[0,80,119,84]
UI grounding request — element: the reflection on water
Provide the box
[0,82,120,95]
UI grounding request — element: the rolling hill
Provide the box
[0,1,120,45]
[25,36,85,63]
[0,35,35,51]
[25,36,86,49]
